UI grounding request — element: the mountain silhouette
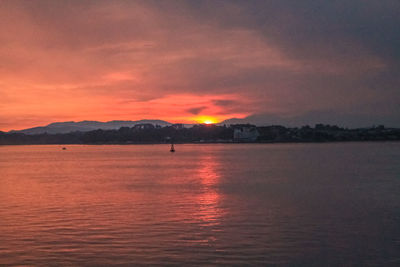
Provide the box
[11,120,172,134]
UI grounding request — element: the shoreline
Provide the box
[1,139,399,146]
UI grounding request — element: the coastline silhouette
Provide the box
[1,123,399,145]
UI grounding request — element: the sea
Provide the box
[0,143,399,265]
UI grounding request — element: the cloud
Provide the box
[186,107,207,115]
[212,100,237,107]
[0,0,399,130]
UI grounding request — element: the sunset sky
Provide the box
[1,0,399,131]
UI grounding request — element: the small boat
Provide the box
[170,143,175,152]
[62,147,67,150]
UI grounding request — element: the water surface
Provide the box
[0,143,399,265]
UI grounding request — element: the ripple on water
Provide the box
[0,143,400,265]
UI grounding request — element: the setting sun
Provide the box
[195,116,218,125]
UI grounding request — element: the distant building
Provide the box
[233,124,259,142]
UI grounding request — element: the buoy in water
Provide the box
[170,143,175,152]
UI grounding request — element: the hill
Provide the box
[11,120,172,134]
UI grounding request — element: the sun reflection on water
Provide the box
[193,153,224,228]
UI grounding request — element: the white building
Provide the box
[233,125,259,142]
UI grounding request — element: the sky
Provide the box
[0,0,399,131]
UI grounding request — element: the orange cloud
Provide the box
[0,1,397,130]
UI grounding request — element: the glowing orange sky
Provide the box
[1,1,399,131]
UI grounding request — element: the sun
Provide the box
[195,116,218,124]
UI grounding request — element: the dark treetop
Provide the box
[1,123,399,145]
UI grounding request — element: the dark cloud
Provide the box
[0,0,399,130]
[212,100,237,107]
[186,106,207,115]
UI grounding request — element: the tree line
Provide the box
[0,124,399,145]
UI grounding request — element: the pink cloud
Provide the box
[0,1,396,130]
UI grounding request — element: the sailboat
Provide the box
[170,143,175,152]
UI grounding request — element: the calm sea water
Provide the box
[0,143,399,265]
